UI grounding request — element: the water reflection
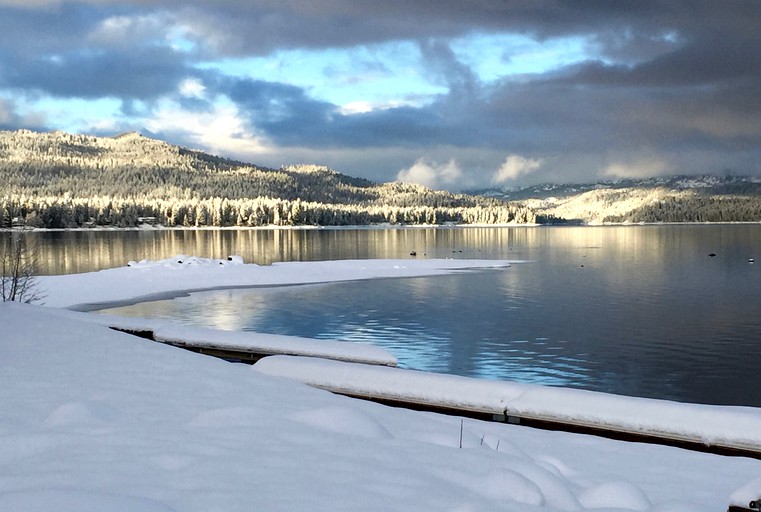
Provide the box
[5,225,761,275]
[15,225,761,406]
[101,241,761,407]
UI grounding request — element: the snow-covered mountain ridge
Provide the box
[0,129,535,227]
[469,175,761,224]
[3,129,760,225]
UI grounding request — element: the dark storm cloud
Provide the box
[213,76,446,148]
[568,32,761,87]
[2,46,190,99]
[0,4,103,57]
[0,3,194,100]
[2,0,761,184]
[174,0,691,56]
[186,0,761,178]
[172,0,760,62]
[220,78,333,132]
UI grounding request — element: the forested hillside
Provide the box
[0,130,536,228]
[473,176,761,224]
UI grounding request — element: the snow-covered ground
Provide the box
[2,256,761,511]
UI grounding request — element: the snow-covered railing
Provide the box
[254,356,761,459]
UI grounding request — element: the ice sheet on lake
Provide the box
[38,255,513,309]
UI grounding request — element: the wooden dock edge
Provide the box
[310,386,761,460]
[112,327,761,460]
[109,327,397,366]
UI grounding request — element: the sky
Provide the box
[1,1,761,191]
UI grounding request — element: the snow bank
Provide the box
[2,302,760,512]
[730,477,761,509]
[38,255,513,309]
[5,256,761,510]
[254,356,761,455]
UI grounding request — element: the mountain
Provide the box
[0,130,535,228]
[4,129,759,227]
[469,175,761,224]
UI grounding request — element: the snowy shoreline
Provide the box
[4,220,761,235]
[3,256,761,511]
[39,256,515,309]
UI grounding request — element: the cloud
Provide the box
[418,39,478,95]
[145,97,272,161]
[492,155,543,184]
[396,158,462,190]
[168,1,761,59]
[178,78,206,99]
[1,1,761,190]
[0,6,194,101]
[603,155,670,179]
[87,13,173,48]
[15,50,188,100]
[0,98,17,126]
[0,97,46,131]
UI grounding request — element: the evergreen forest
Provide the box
[0,130,536,228]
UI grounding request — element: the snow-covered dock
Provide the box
[255,356,761,459]
[110,323,398,366]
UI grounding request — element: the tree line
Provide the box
[0,130,537,227]
[604,195,761,223]
[1,194,536,229]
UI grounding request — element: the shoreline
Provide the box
[4,220,761,233]
[4,256,761,510]
[3,299,760,511]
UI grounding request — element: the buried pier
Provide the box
[253,355,761,461]
[112,323,761,460]
[110,324,397,367]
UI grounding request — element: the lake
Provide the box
[11,225,761,407]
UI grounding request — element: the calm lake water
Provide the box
[12,225,761,407]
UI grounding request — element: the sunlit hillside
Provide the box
[0,130,535,228]
[473,176,761,224]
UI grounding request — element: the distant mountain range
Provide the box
[469,175,761,224]
[1,129,760,227]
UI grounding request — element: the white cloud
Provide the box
[603,156,669,179]
[178,78,206,98]
[338,100,409,115]
[339,101,375,115]
[88,14,170,47]
[492,154,543,184]
[145,98,272,160]
[396,158,462,190]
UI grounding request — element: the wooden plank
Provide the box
[110,327,397,366]
[330,389,761,460]
[116,328,761,460]
[728,505,760,512]
[254,357,761,461]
